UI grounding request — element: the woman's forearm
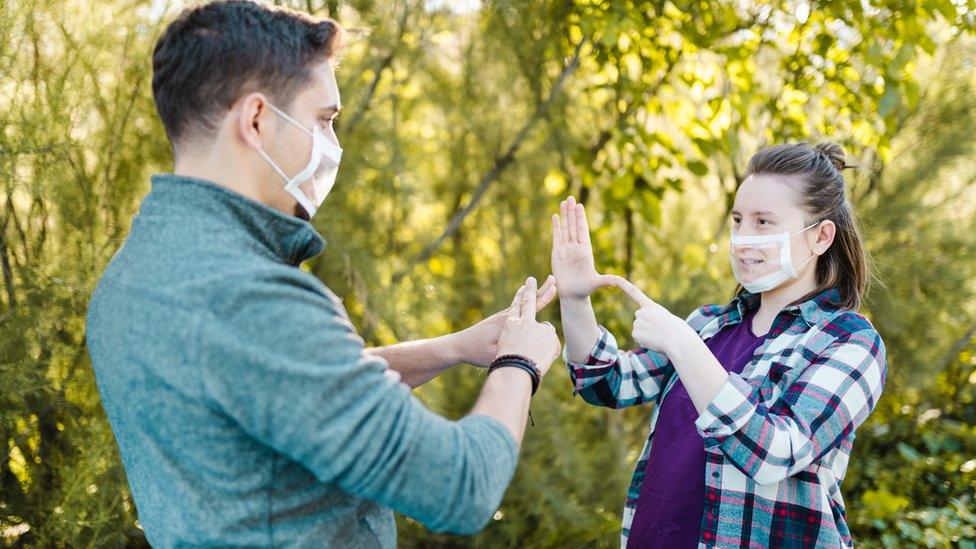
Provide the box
[666,329,729,413]
[560,297,603,363]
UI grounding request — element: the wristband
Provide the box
[489,354,541,395]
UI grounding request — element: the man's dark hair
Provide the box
[151,0,342,147]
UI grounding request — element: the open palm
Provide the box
[551,196,616,300]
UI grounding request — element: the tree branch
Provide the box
[0,212,15,309]
[344,4,411,135]
[393,39,585,283]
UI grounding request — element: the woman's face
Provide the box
[730,174,823,286]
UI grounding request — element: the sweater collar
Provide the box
[147,174,325,265]
[722,286,844,327]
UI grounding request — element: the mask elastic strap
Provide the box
[793,220,822,236]
[269,102,342,159]
[267,103,315,138]
[256,148,291,183]
[791,221,821,276]
[791,252,816,279]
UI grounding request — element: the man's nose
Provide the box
[326,126,340,148]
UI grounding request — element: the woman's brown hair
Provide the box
[733,142,869,311]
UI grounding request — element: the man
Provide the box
[85,1,561,546]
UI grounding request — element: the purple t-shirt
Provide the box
[626,307,766,549]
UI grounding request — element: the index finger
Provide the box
[508,285,525,319]
[609,275,655,308]
[576,203,592,247]
[520,276,537,320]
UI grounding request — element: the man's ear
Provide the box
[237,93,272,150]
[813,220,836,255]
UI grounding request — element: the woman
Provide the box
[552,142,886,548]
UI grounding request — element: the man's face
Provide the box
[263,61,342,219]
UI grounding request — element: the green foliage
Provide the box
[2,0,976,546]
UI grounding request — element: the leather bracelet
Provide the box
[491,355,540,377]
[489,355,540,395]
[493,354,541,374]
[491,361,539,395]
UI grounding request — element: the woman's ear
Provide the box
[812,220,836,255]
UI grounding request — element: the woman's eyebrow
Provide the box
[730,209,778,218]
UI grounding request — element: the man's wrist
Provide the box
[490,355,541,394]
[436,332,466,366]
[486,364,533,391]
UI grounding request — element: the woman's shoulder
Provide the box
[822,308,886,356]
[821,307,883,344]
[825,308,876,332]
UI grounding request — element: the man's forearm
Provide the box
[470,367,533,447]
[366,334,463,388]
[368,339,536,457]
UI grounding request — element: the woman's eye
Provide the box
[758,219,769,225]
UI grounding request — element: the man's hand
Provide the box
[448,275,557,368]
[551,196,618,301]
[494,276,561,376]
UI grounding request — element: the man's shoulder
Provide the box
[218,263,343,312]
[206,264,358,348]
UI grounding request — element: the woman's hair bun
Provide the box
[814,142,847,171]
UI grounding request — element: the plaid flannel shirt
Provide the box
[565,287,886,548]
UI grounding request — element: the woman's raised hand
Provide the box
[551,196,617,301]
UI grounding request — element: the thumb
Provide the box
[607,275,655,308]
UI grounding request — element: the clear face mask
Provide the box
[728,221,821,293]
[255,103,343,219]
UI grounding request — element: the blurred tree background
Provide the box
[3,0,976,546]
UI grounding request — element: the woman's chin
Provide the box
[735,268,767,283]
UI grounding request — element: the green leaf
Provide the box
[688,160,709,176]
